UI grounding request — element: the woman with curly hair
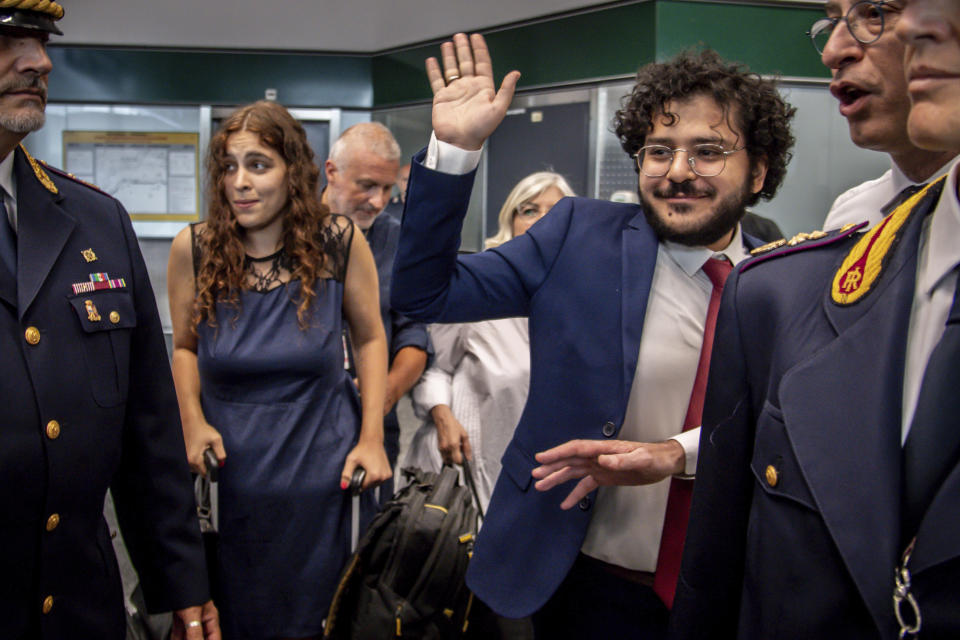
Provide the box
[167,100,390,640]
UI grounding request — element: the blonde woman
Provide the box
[406,171,575,511]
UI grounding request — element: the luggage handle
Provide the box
[349,466,366,553]
[203,448,220,483]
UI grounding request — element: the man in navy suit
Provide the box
[672,1,960,637]
[0,3,217,638]
[391,34,795,637]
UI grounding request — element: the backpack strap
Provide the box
[460,459,484,522]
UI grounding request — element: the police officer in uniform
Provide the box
[672,1,960,635]
[0,3,218,638]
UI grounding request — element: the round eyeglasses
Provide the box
[807,0,898,55]
[634,144,745,178]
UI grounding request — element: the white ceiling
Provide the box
[57,0,611,52]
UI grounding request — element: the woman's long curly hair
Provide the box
[194,100,329,330]
[615,50,796,206]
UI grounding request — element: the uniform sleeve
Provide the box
[391,150,572,324]
[389,309,431,358]
[107,198,210,613]
[670,269,755,639]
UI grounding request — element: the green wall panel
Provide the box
[47,48,372,107]
[654,1,828,78]
[44,1,828,108]
[373,0,827,106]
[373,3,656,106]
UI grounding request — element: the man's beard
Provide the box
[0,77,47,134]
[640,179,750,248]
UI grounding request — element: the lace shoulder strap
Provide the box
[321,213,355,282]
[189,222,204,283]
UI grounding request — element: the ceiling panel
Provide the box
[57,0,614,52]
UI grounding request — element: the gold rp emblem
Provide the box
[84,299,101,322]
[81,248,97,263]
[840,266,863,294]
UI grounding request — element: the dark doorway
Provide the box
[485,102,590,238]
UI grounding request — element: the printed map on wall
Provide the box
[63,131,199,221]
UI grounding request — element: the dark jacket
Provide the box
[673,179,960,639]
[0,147,208,639]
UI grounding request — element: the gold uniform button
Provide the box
[46,420,61,440]
[765,465,779,487]
[25,326,40,345]
[42,595,53,614]
[46,513,60,532]
[109,311,120,324]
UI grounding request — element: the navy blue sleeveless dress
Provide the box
[194,216,373,638]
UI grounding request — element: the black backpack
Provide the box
[324,465,480,639]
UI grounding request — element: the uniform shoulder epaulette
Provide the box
[36,157,111,197]
[831,176,946,305]
[741,222,867,274]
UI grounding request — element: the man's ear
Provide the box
[750,155,768,195]
[324,159,338,184]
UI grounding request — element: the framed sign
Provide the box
[63,131,200,221]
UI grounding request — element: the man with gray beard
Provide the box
[0,3,218,638]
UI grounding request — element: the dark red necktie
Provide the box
[653,256,733,608]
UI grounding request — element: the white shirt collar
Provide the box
[662,222,749,278]
[0,148,15,202]
[890,156,957,193]
[917,158,960,297]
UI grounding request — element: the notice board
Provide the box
[63,131,200,221]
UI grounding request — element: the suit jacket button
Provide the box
[46,513,60,531]
[46,420,61,440]
[765,465,779,487]
[602,421,616,437]
[25,326,40,345]
[579,496,592,511]
[109,311,120,324]
[42,595,54,614]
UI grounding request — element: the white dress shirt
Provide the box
[902,159,960,441]
[425,133,750,570]
[581,229,748,571]
[823,159,955,231]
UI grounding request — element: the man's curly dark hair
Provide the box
[615,49,796,205]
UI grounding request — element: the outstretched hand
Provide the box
[425,33,521,151]
[531,439,686,510]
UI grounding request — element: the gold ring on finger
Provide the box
[446,74,460,83]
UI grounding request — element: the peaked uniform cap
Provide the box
[0,0,64,35]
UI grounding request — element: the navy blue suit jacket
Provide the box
[0,148,208,638]
[672,179,960,639]
[392,153,760,617]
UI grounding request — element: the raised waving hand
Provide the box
[425,33,521,150]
